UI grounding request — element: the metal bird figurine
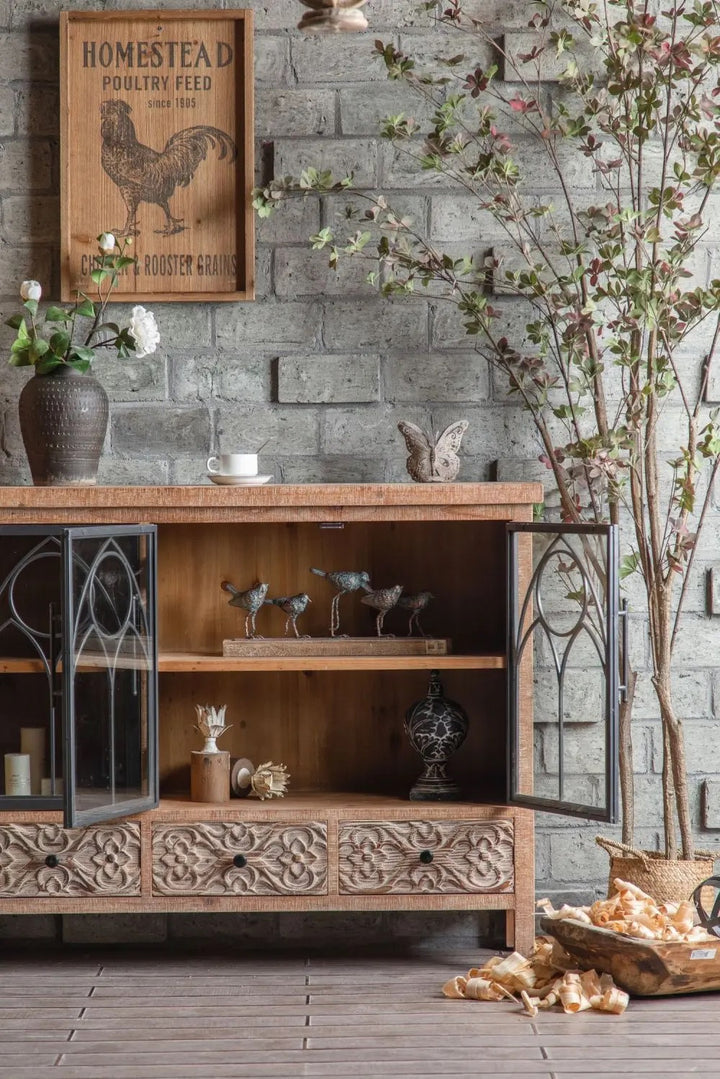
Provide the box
[361,584,404,637]
[396,591,435,637]
[310,567,371,637]
[264,592,312,638]
[221,580,269,639]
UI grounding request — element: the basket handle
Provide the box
[595,835,651,869]
[597,836,720,864]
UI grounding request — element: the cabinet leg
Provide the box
[505,908,535,956]
[505,909,515,949]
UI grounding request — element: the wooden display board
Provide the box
[222,637,452,658]
[60,10,254,303]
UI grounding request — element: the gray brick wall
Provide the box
[0,0,719,939]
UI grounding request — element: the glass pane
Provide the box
[509,525,618,821]
[0,533,63,800]
[66,531,155,821]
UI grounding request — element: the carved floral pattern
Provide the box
[338,819,514,894]
[152,822,328,896]
[0,824,141,897]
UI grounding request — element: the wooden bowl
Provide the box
[539,916,720,997]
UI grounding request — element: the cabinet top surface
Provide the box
[0,482,542,511]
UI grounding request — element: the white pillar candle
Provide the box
[5,753,31,796]
[20,728,46,796]
[40,778,64,797]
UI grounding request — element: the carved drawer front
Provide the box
[338,819,514,895]
[0,823,141,898]
[152,821,328,896]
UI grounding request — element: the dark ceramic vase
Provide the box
[18,367,109,486]
[404,670,469,801]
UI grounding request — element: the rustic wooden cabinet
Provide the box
[0,485,620,955]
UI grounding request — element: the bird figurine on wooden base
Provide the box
[396,591,435,636]
[310,567,371,637]
[361,584,404,637]
[264,592,312,638]
[221,580,269,639]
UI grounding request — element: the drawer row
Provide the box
[0,818,515,899]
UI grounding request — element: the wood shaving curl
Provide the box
[537,877,714,943]
[442,937,629,1016]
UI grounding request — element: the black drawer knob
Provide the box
[419,850,433,865]
[233,854,247,868]
[45,855,59,869]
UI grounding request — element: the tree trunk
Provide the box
[661,721,677,860]
[648,578,694,860]
[655,676,695,860]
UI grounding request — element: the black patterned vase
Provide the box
[19,368,109,486]
[403,670,469,801]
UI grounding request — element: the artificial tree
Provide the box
[256,0,720,862]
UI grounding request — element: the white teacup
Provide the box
[207,453,258,477]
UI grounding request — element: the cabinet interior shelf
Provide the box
[3,790,511,823]
[152,791,510,815]
[158,651,506,672]
[0,652,506,674]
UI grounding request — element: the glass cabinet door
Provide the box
[62,526,158,828]
[507,523,620,822]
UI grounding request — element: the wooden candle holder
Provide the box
[190,751,230,803]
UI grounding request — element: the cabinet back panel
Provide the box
[158,668,506,800]
[0,675,58,795]
[157,521,506,653]
[0,535,61,658]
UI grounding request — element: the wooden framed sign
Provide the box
[60,10,254,303]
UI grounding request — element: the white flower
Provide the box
[98,232,116,254]
[127,305,160,358]
[20,280,42,302]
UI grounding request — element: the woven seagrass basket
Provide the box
[596,836,716,905]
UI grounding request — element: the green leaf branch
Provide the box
[6,235,140,374]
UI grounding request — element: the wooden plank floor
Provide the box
[0,946,717,1078]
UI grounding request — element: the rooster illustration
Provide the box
[100,100,237,238]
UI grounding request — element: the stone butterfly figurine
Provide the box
[297,0,368,32]
[397,419,469,483]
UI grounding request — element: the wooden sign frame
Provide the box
[60,10,254,303]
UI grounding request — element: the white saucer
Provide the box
[208,473,273,486]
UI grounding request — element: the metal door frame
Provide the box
[507,522,619,822]
[62,524,158,828]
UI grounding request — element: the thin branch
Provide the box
[671,455,720,650]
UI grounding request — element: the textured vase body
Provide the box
[404,671,469,801]
[19,368,109,486]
